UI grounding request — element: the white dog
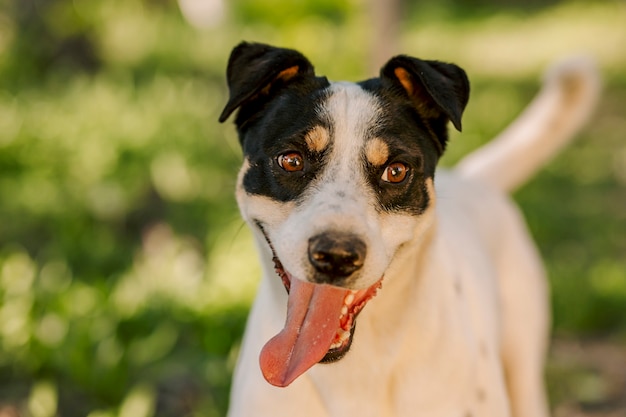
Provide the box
[218,42,599,417]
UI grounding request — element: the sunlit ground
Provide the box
[0,0,625,416]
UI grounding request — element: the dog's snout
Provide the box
[308,233,366,282]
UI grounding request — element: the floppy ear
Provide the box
[218,42,315,124]
[381,55,469,152]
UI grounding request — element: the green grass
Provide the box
[0,0,624,415]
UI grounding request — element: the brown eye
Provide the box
[381,162,409,183]
[277,152,304,172]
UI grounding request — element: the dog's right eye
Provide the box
[277,152,304,172]
[381,162,409,183]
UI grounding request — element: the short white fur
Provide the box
[229,56,600,417]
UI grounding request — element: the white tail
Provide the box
[456,56,601,193]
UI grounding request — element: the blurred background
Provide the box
[0,0,624,416]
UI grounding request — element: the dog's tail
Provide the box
[455,56,601,193]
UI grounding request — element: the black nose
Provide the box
[308,233,366,283]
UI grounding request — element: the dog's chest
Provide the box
[304,325,510,417]
[303,243,510,417]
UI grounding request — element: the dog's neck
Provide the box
[356,210,441,344]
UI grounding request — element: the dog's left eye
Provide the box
[277,152,304,172]
[381,162,409,183]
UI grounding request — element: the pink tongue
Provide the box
[259,277,348,387]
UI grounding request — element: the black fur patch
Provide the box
[240,82,332,202]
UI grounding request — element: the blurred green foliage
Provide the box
[0,0,624,416]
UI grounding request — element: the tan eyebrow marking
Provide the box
[305,125,330,153]
[365,138,390,166]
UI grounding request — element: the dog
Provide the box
[218,42,599,417]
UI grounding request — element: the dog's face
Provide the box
[219,42,469,387]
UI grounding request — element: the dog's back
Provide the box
[440,57,600,416]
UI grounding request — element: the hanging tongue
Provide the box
[259,277,349,387]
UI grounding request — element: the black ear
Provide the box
[218,42,315,123]
[381,55,469,148]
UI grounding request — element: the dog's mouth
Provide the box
[258,231,382,387]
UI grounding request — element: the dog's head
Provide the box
[219,42,469,387]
